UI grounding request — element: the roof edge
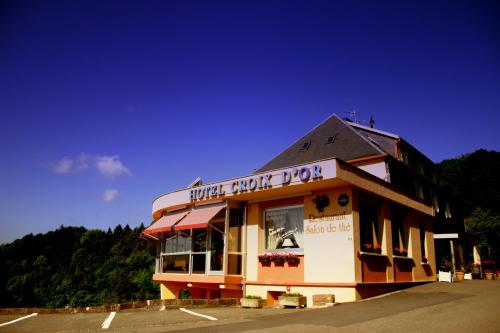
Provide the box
[346,121,400,139]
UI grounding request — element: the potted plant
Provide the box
[469,262,481,279]
[362,243,373,252]
[455,265,465,281]
[374,244,382,254]
[278,292,307,308]
[258,253,271,264]
[394,247,408,257]
[438,257,453,283]
[484,270,495,280]
[240,295,266,308]
[482,259,495,280]
[270,253,286,265]
[284,252,300,265]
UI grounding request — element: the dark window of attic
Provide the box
[326,133,339,144]
[300,140,311,151]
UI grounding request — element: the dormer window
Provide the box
[300,141,311,151]
[326,133,339,144]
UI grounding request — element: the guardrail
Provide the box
[0,298,239,314]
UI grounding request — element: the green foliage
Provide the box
[465,208,500,261]
[243,295,262,299]
[0,225,159,308]
[179,288,192,299]
[438,149,500,264]
[283,292,303,297]
[438,149,500,216]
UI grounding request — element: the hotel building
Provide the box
[143,114,453,305]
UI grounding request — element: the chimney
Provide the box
[369,116,375,128]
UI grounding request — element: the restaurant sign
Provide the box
[189,165,323,201]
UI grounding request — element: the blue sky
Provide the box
[1,0,499,243]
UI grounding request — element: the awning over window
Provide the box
[143,211,189,235]
[175,205,226,230]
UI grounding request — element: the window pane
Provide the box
[193,229,207,252]
[419,221,426,257]
[165,234,176,253]
[391,211,402,248]
[391,209,408,253]
[360,202,381,249]
[228,208,243,252]
[228,254,242,275]
[176,230,192,252]
[265,206,303,250]
[163,254,189,273]
[210,221,225,272]
[192,253,206,274]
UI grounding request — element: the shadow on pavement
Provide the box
[165,290,471,333]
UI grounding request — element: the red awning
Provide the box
[175,205,226,230]
[143,211,189,235]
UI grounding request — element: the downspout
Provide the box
[242,203,248,297]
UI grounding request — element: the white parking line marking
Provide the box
[0,313,38,327]
[179,308,218,321]
[101,311,116,329]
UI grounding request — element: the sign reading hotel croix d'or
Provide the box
[189,164,323,201]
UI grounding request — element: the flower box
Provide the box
[438,270,452,283]
[258,253,300,266]
[393,247,408,257]
[258,254,271,263]
[278,294,307,308]
[240,297,266,308]
[362,243,382,254]
[362,243,373,252]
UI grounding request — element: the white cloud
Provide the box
[52,153,132,179]
[102,189,119,202]
[95,155,132,179]
[76,152,91,172]
[52,153,92,174]
[53,157,74,174]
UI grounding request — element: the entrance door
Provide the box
[208,221,225,274]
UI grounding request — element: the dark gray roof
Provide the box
[347,122,399,158]
[255,114,385,173]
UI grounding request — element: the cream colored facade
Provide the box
[147,158,437,305]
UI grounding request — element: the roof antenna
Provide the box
[344,110,358,123]
[369,116,375,128]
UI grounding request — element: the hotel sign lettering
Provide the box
[189,164,323,201]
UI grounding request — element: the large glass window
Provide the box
[209,221,225,272]
[360,201,383,252]
[419,221,427,258]
[157,206,245,275]
[264,205,304,250]
[163,254,190,273]
[228,208,243,275]
[192,229,207,274]
[161,229,203,274]
[391,208,409,256]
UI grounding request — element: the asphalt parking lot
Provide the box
[1,280,499,333]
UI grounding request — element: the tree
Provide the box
[465,208,500,262]
[0,224,159,308]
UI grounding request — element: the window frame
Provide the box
[262,204,304,254]
[419,221,427,259]
[391,208,409,257]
